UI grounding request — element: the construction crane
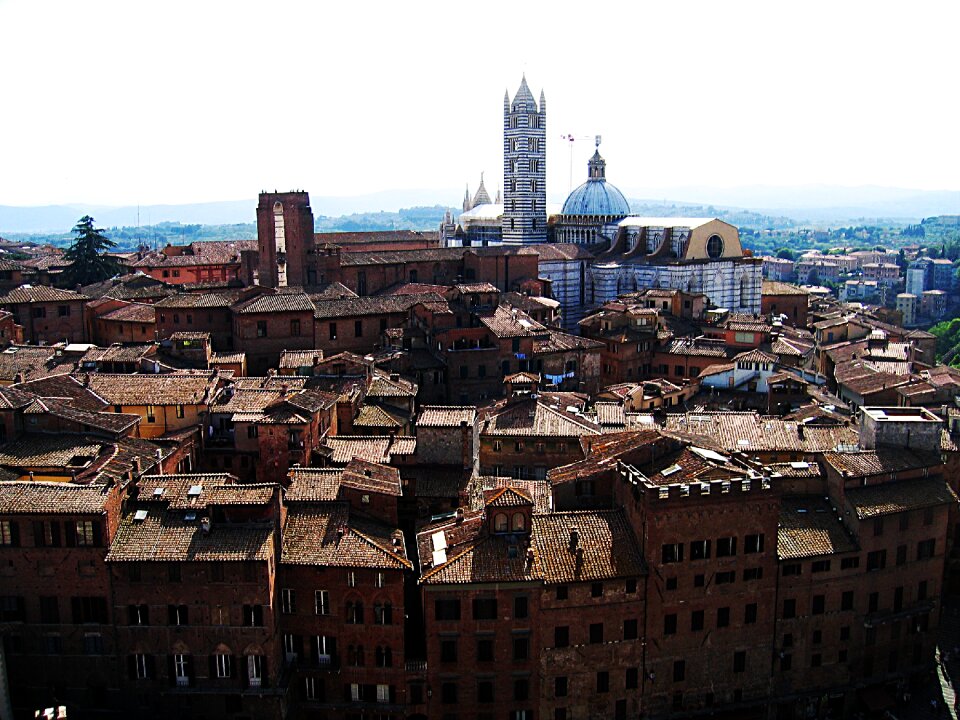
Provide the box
[559,134,601,193]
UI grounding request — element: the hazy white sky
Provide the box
[1,0,958,208]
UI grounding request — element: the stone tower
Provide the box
[502,76,547,245]
[256,191,314,288]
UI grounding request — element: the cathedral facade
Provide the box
[440,77,763,326]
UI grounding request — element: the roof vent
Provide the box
[568,527,579,551]
[133,509,148,522]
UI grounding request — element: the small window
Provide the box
[744,533,764,554]
[554,626,569,647]
[745,603,758,624]
[733,650,746,673]
[716,537,737,557]
[256,321,267,338]
[329,323,337,340]
[664,614,677,635]
[662,543,683,564]
[717,607,730,628]
[812,559,831,573]
[590,622,604,643]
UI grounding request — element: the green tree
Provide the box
[775,248,795,260]
[62,216,120,286]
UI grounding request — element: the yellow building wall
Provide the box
[685,219,743,260]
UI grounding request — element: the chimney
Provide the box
[336,526,345,541]
[525,547,535,569]
[456,507,464,524]
[200,517,211,535]
[568,527,579,551]
[132,457,141,476]
[13,372,23,384]
[797,424,805,439]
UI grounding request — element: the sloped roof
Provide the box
[281,503,409,569]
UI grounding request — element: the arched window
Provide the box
[374,602,393,625]
[707,234,724,259]
[494,513,508,532]
[512,512,526,532]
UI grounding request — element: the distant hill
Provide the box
[3,184,960,235]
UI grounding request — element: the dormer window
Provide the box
[494,513,509,533]
[512,513,526,532]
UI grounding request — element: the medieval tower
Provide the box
[502,76,547,245]
[256,191,314,288]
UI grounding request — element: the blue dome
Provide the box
[561,149,630,216]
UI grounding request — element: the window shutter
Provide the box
[127,654,137,680]
[208,654,216,680]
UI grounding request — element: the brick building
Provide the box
[0,285,89,344]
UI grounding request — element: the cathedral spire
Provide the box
[539,89,546,113]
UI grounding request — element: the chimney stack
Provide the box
[200,517,211,535]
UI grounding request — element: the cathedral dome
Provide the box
[561,149,630,217]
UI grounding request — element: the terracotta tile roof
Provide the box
[548,430,663,486]
[664,337,730,358]
[643,446,739,486]
[767,461,822,478]
[0,481,111,514]
[311,293,444,320]
[416,406,476,427]
[821,449,942,478]
[82,343,156,364]
[82,274,173,302]
[234,291,315,314]
[281,503,409,569]
[735,348,779,364]
[418,510,536,585]
[763,280,808,296]
[128,241,254,268]
[484,486,533,508]
[210,351,245,365]
[322,435,416,464]
[663,412,858,454]
[838,371,910,397]
[534,244,595,261]
[232,376,307,390]
[353,404,402,429]
[771,337,812,358]
[778,496,859,560]
[24,398,140,435]
[135,474,274,509]
[285,468,342,503]
[84,372,216,405]
[341,458,402,496]
[98,303,156,323]
[155,292,235,309]
[339,247,468,267]
[533,510,646,584]
[86,437,170,485]
[0,435,104,469]
[11,374,107,412]
[367,373,417,398]
[0,384,36,409]
[0,285,88,304]
[699,362,735,378]
[106,510,273,562]
[479,305,545,338]
[473,476,551,514]
[481,397,600,438]
[504,372,541,384]
[0,347,62,383]
[533,328,603,353]
[845,477,957,519]
[593,402,626,427]
[279,349,324,369]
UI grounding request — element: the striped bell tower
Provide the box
[502,76,547,245]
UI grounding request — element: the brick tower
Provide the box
[502,76,547,245]
[256,191,314,288]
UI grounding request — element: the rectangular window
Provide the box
[246,655,262,687]
[175,404,185,419]
[743,567,763,581]
[58,305,70,317]
[812,595,825,615]
[133,653,150,679]
[329,323,337,340]
[716,537,737,557]
[216,654,231,678]
[867,549,887,571]
[39,596,59,624]
[745,603,758,624]
[75,520,98,547]
[623,619,638,640]
[590,622,604,643]
[743,533,763,554]
[281,589,295,615]
[554,676,567,698]
[812,559,831,573]
[917,538,936,560]
[354,320,363,337]
[841,591,854,611]
[690,539,711,560]
[476,637,494,662]
[304,676,318,700]
[315,590,330,615]
[626,667,639,690]
[919,580,929,601]
[243,604,264,627]
[168,604,189,626]
[717,607,730,628]
[733,651,746,673]
[472,598,497,620]
[841,556,860,570]
[597,670,609,693]
[128,604,148,626]
[290,319,300,336]
[435,599,461,621]
[554,626,569,648]
[673,660,686,682]
[664,614,677,636]
[662,543,683,564]
[716,571,735,585]
[691,610,704,632]
[873,517,884,536]
[783,599,796,619]
[256,321,267,338]
[514,595,528,619]
[513,636,529,661]
[440,639,457,663]
[782,563,801,576]
[896,544,907,566]
[346,570,356,587]
[0,520,18,546]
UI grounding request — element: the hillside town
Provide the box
[0,78,959,720]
